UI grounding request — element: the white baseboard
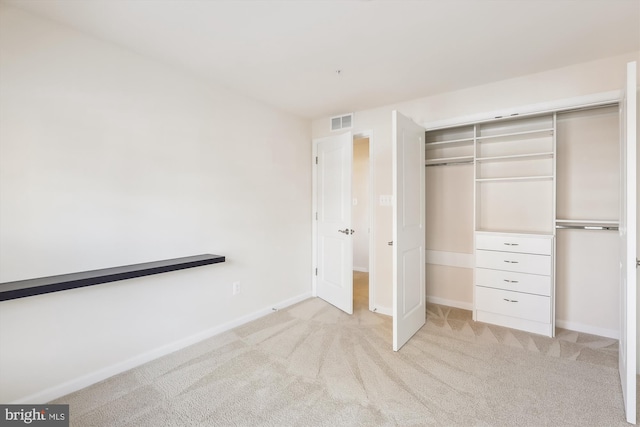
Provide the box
[426,250,474,269]
[555,319,619,340]
[426,296,473,311]
[353,266,369,273]
[12,291,312,404]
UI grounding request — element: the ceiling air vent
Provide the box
[330,113,354,131]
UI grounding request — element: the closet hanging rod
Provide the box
[425,160,474,167]
[555,225,619,231]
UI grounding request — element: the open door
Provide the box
[392,111,426,351]
[619,60,637,425]
[315,132,354,314]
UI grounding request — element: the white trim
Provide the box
[426,296,473,311]
[425,250,474,269]
[551,112,557,336]
[353,130,376,313]
[555,319,619,340]
[10,291,312,404]
[473,123,478,323]
[311,139,318,297]
[422,90,621,131]
[621,61,637,422]
[353,266,369,273]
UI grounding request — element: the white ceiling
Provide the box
[4,0,640,119]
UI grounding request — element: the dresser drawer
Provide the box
[476,249,551,275]
[475,267,551,296]
[476,286,550,324]
[475,233,552,255]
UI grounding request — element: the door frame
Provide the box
[312,130,376,312]
[619,60,636,424]
[353,131,375,311]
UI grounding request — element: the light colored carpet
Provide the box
[53,272,636,426]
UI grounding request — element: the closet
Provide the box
[425,102,621,338]
[425,127,474,306]
[555,105,620,337]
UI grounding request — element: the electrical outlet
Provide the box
[232,281,241,295]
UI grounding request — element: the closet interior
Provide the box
[425,102,621,338]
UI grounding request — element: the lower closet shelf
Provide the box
[476,309,553,337]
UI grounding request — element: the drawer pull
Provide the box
[503,279,519,283]
[503,260,519,264]
[503,242,519,246]
[503,298,518,303]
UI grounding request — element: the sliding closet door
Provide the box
[619,60,636,425]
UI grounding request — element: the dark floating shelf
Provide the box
[0,254,225,302]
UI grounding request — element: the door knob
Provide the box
[338,229,356,235]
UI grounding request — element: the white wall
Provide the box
[352,138,369,272]
[312,51,639,316]
[0,5,311,403]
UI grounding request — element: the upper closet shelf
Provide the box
[555,219,619,229]
[556,219,618,224]
[476,175,554,182]
[476,152,554,162]
[425,156,474,166]
[425,137,474,147]
[476,128,554,141]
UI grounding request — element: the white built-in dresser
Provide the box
[475,232,553,336]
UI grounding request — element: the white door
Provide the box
[392,111,426,351]
[619,60,637,425]
[315,133,353,314]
